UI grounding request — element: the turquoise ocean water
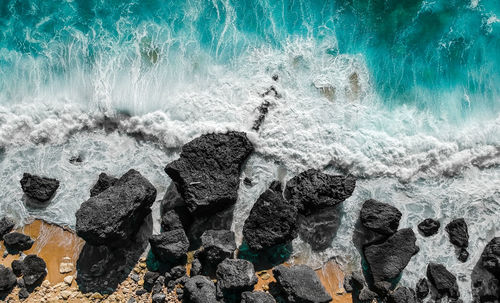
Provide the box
[0,0,499,299]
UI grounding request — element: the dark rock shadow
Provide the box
[75,214,153,294]
[237,241,292,271]
[22,194,53,209]
[298,204,342,252]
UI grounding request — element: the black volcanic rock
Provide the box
[76,169,157,247]
[426,263,460,299]
[160,210,184,232]
[90,173,118,197]
[11,260,23,277]
[199,230,236,269]
[164,132,253,215]
[458,248,469,262]
[241,291,276,303]
[273,264,332,303]
[364,228,419,283]
[298,205,342,251]
[21,255,47,287]
[243,181,298,251]
[3,232,34,252]
[445,218,469,248]
[284,169,356,214]
[388,287,417,303]
[360,199,402,236]
[0,265,16,291]
[481,237,500,276]
[417,218,440,237]
[184,275,218,303]
[149,229,189,263]
[20,173,59,202]
[416,278,429,299]
[216,259,257,293]
[0,217,15,239]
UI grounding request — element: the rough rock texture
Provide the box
[216,259,258,292]
[0,217,15,239]
[164,132,253,215]
[364,228,419,283]
[472,237,500,302]
[445,218,469,248]
[21,254,47,287]
[199,230,236,266]
[20,173,60,202]
[149,229,189,263]
[3,232,34,252]
[358,287,377,302]
[90,173,118,197]
[298,205,341,251]
[458,248,469,263]
[388,287,417,303]
[284,169,356,214]
[360,199,402,236]
[0,264,16,291]
[481,237,500,276]
[417,219,440,237]
[161,210,184,232]
[426,263,460,299]
[273,265,332,303]
[241,291,276,303]
[76,169,157,247]
[11,260,23,277]
[416,278,429,299]
[190,259,202,277]
[184,275,218,303]
[243,181,298,251]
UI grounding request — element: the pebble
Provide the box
[59,262,74,274]
[60,290,72,299]
[63,276,74,285]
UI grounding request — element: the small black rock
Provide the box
[20,173,60,202]
[458,248,469,262]
[3,232,34,252]
[18,287,29,300]
[445,218,469,248]
[170,265,186,280]
[21,255,47,287]
[11,259,23,276]
[0,217,15,239]
[418,218,440,237]
[136,289,147,296]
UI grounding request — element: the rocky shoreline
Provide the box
[0,131,498,302]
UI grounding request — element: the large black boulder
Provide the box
[243,181,298,251]
[216,259,258,293]
[0,265,16,291]
[165,132,253,215]
[3,232,34,252]
[198,230,236,273]
[364,228,419,283]
[76,169,157,247]
[20,173,60,202]
[90,173,118,197]
[184,275,218,303]
[481,237,500,277]
[241,291,276,303]
[284,169,356,214]
[387,287,417,303]
[445,218,469,248]
[0,217,15,239]
[273,264,332,303]
[417,219,440,237]
[360,199,402,236]
[426,263,460,299]
[149,229,189,263]
[21,255,47,288]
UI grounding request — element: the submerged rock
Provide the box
[273,264,332,303]
[76,169,157,247]
[0,265,16,291]
[89,173,118,197]
[284,169,356,214]
[21,255,47,287]
[298,205,341,251]
[216,259,258,293]
[3,232,34,252]
[364,228,419,283]
[360,199,402,236]
[20,173,60,202]
[417,218,440,237]
[241,291,276,303]
[165,132,253,215]
[149,229,189,264]
[426,263,460,299]
[243,181,298,251]
[184,275,218,303]
[445,218,469,248]
[0,217,15,239]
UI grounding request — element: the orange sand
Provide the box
[0,219,85,285]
